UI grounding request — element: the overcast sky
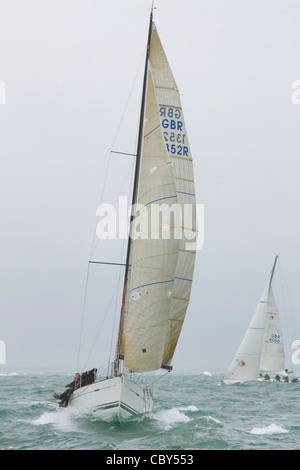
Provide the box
[0,0,300,374]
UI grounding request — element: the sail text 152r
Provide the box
[159,105,190,158]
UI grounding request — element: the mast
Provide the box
[269,254,278,291]
[114,10,154,375]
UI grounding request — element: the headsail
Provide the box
[223,282,269,382]
[117,18,197,373]
[223,255,284,382]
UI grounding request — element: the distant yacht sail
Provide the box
[223,255,285,383]
[0,340,6,365]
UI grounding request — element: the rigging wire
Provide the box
[89,50,145,260]
[111,50,145,151]
[75,50,145,371]
[107,266,124,373]
[82,278,120,370]
[76,262,91,371]
[90,159,135,259]
[108,159,135,373]
[149,370,172,386]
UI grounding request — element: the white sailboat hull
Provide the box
[69,375,153,420]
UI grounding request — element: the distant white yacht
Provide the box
[0,340,6,364]
[222,255,286,383]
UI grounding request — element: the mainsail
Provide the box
[117,20,197,374]
[223,255,285,382]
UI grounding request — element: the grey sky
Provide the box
[0,0,300,373]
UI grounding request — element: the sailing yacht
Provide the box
[69,9,197,418]
[0,340,5,365]
[222,255,285,384]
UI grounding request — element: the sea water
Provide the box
[1,370,300,451]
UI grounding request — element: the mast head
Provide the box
[150,0,156,18]
[269,254,279,290]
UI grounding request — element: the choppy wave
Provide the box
[1,371,300,449]
[0,372,19,376]
[200,371,212,377]
[152,408,191,430]
[249,423,288,435]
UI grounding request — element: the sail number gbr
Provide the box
[160,106,189,157]
[268,334,281,344]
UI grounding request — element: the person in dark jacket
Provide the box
[53,373,80,407]
[80,368,97,387]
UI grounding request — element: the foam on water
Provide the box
[30,407,83,432]
[177,405,198,412]
[249,423,288,435]
[207,415,222,424]
[153,408,191,430]
[0,373,19,376]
